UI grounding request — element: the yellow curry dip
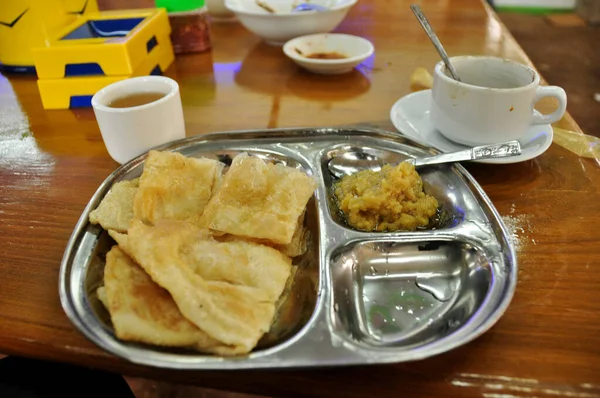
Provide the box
[333,162,439,232]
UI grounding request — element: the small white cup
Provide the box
[92,76,186,164]
[430,56,567,146]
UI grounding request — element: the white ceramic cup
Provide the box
[91,76,186,164]
[430,56,567,146]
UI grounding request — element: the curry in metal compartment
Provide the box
[333,162,438,232]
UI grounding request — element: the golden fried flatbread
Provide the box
[133,150,224,226]
[185,238,293,302]
[100,245,206,347]
[257,265,300,347]
[112,220,292,353]
[273,211,309,257]
[99,245,243,355]
[200,153,317,245]
[97,286,108,307]
[215,211,309,258]
[89,179,139,233]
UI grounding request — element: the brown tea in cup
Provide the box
[108,92,166,108]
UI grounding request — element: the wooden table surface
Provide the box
[1,0,599,396]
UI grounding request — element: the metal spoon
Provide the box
[410,4,461,82]
[327,141,522,179]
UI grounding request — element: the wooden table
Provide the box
[1,0,599,396]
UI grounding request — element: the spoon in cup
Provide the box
[410,4,461,82]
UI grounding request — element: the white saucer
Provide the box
[389,89,554,164]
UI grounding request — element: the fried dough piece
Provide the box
[97,286,108,307]
[186,239,293,302]
[410,66,433,92]
[272,211,309,257]
[216,211,309,258]
[99,245,243,355]
[112,220,292,353]
[133,150,224,226]
[200,153,317,245]
[102,246,244,355]
[100,245,206,347]
[89,179,139,233]
[257,265,300,346]
[110,228,292,301]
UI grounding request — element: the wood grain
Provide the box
[1,1,599,397]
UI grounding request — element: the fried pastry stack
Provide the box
[90,150,317,355]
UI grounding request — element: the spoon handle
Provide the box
[412,141,522,167]
[410,4,461,82]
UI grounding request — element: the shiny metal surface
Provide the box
[327,140,522,178]
[59,126,517,370]
[413,140,522,166]
[410,4,461,82]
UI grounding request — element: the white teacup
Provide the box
[430,56,567,146]
[92,76,186,164]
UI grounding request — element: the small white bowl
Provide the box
[283,33,374,75]
[224,0,356,45]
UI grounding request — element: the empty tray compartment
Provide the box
[330,239,492,348]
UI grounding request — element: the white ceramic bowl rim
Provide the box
[225,0,357,15]
[434,56,540,92]
[283,34,374,64]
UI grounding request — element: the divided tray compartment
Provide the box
[329,238,493,350]
[320,143,464,232]
[59,126,517,369]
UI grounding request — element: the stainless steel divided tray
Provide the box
[59,127,517,370]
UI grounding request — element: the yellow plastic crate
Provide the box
[32,8,171,79]
[37,34,174,109]
[0,0,92,70]
[63,0,99,14]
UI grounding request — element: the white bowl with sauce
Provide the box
[225,0,357,45]
[283,33,374,75]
